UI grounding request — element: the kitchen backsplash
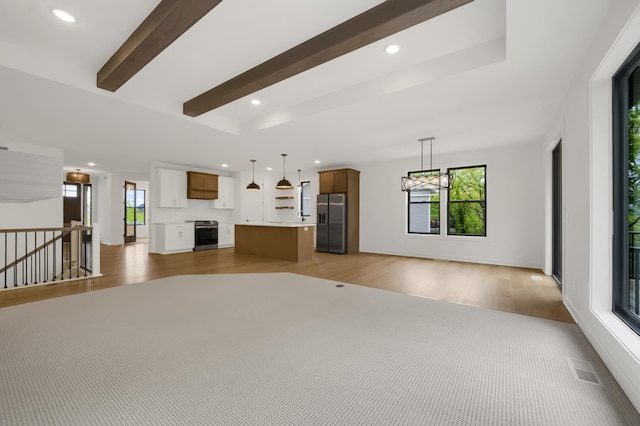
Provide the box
[153,198,234,224]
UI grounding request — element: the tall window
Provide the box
[407,170,440,234]
[300,181,311,217]
[613,42,640,334]
[447,165,486,236]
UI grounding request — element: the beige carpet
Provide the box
[0,273,638,425]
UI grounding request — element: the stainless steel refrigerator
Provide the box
[316,193,347,254]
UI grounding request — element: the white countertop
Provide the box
[237,222,315,228]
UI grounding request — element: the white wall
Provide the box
[0,141,63,228]
[355,142,544,269]
[554,0,640,411]
[236,169,318,224]
[95,174,111,244]
[109,175,124,245]
[135,181,150,239]
[0,197,62,229]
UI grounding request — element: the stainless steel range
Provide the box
[193,220,218,251]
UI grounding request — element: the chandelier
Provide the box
[66,168,90,184]
[401,137,452,193]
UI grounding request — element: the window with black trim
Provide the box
[613,41,640,335]
[447,165,486,236]
[407,170,440,234]
[300,181,311,217]
[63,183,78,198]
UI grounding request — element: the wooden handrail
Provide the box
[0,226,92,234]
[0,227,92,275]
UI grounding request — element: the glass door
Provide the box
[124,181,137,244]
[552,141,562,286]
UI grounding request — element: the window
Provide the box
[407,170,440,234]
[84,185,92,226]
[447,166,486,236]
[613,41,640,334]
[63,184,78,198]
[300,181,311,217]
[126,189,146,225]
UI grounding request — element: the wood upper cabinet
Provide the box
[319,169,349,194]
[187,171,218,200]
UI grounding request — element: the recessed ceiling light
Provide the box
[384,44,400,54]
[222,164,228,168]
[88,162,95,166]
[52,9,76,23]
[267,167,273,171]
[250,99,261,105]
[314,160,320,164]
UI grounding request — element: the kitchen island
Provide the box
[235,223,315,262]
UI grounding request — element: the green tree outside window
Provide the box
[448,166,486,236]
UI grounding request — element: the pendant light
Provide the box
[400,137,452,192]
[246,160,260,190]
[66,168,90,184]
[276,153,293,189]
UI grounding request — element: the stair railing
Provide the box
[0,225,97,290]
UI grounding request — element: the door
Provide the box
[63,183,82,225]
[328,193,346,253]
[316,194,328,252]
[552,141,562,286]
[124,181,137,244]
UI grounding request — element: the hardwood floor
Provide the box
[0,242,574,323]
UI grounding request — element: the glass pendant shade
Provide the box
[276,154,293,189]
[246,159,260,190]
[401,137,452,192]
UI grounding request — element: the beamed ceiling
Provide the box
[97,0,225,92]
[0,0,614,176]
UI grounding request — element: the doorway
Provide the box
[124,181,137,244]
[552,141,562,286]
[63,182,92,226]
[63,183,82,225]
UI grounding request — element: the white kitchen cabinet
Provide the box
[218,223,235,247]
[211,176,234,209]
[157,223,194,253]
[158,168,187,208]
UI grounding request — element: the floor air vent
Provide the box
[567,358,600,385]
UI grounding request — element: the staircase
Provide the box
[0,224,100,290]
